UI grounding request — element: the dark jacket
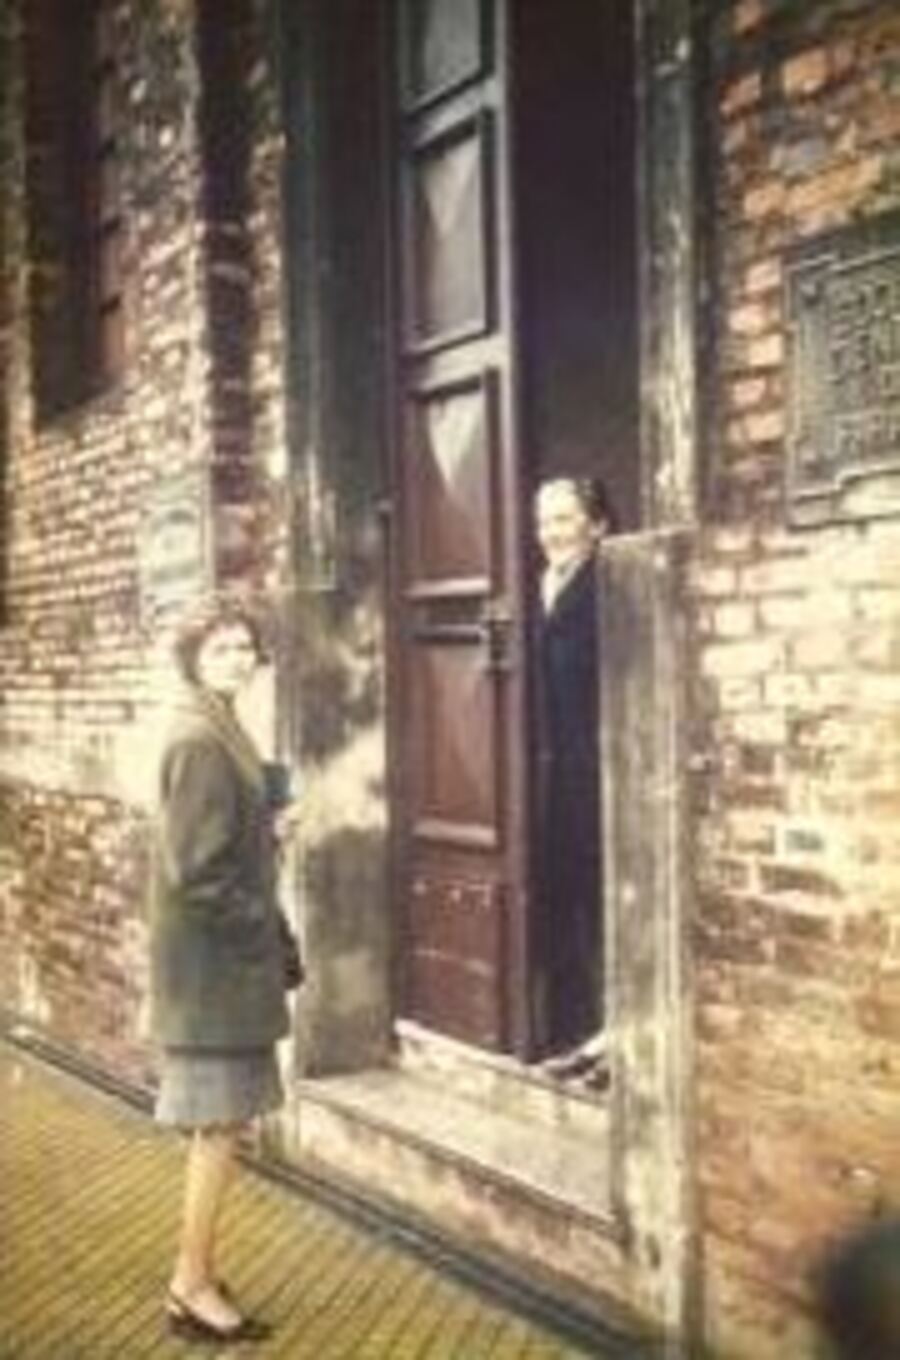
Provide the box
[149,694,290,1051]
[539,557,601,793]
[535,555,603,1050]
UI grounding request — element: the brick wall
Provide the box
[694,4,900,1355]
[0,787,151,1084]
[0,0,291,1080]
[0,0,389,1094]
[4,1,898,1349]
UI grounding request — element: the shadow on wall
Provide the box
[294,585,382,767]
[285,568,390,1073]
[304,826,386,946]
[815,1217,900,1360]
[290,586,386,870]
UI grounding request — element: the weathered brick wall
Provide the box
[197,0,292,592]
[9,2,897,1348]
[694,4,900,1355]
[0,0,292,1080]
[0,0,389,1092]
[230,0,293,597]
[0,788,152,1084]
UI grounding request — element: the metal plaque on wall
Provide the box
[786,210,900,526]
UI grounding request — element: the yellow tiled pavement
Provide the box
[0,1044,609,1359]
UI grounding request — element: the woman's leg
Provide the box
[169,1125,242,1325]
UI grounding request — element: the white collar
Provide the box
[541,551,593,611]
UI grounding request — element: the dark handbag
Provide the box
[277,912,305,991]
[263,761,293,812]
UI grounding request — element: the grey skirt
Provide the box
[155,1046,284,1129]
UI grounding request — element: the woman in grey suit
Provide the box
[149,595,298,1343]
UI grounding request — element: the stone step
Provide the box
[395,1019,611,1145]
[290,1065,623,1303]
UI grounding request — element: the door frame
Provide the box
[605,0,701,1345]
[276,0,703,1340]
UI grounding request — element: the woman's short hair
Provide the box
[171,592,268,686]
[537,475,617,532]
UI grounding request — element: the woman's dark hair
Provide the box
[171,592,268,686]
[574,476,617,532]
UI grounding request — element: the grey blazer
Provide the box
[149,705,290,1051]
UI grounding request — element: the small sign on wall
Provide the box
[786,210,900,525]
[139,465,211,622]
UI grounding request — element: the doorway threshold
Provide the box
[292,1022,617,1239]
[396,1019,611,1142]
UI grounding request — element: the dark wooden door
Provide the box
[389,0,532,1053]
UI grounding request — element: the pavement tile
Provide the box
[0,1044,606,1360]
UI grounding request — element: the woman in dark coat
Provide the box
[149,595,297,1343]
[534,477,611,1072]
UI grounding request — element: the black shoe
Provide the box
[580,1061,611,1093]
[167,1291,273,1345]
[541,1047,596,1079]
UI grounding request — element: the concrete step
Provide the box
[395,1019,611,1145]
[290,1062,623,1302]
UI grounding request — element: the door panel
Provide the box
[407,873,506,1042]
[402,0,484,103]
[405,374,494,592]
[410,641,499,840]
[391,0,530,1053]
[407,121,490,347]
